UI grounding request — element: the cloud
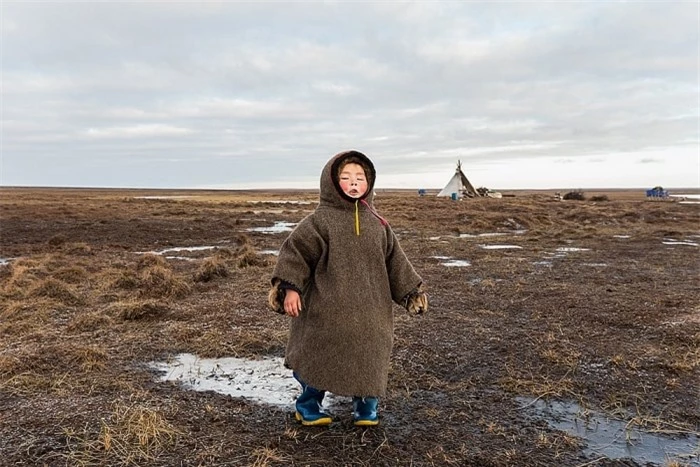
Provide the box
[2,2,698,188]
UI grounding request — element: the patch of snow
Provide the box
[670,194,700,199]
[430,255,452,260]
[555,247,590,252]
[583,263,608,267]
[165,256,198,261]
[533,261,553,267]
[478,244,523,250]
[429,237,441,241]
[613,235,631,239]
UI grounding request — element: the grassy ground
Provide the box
[0,187,698,466]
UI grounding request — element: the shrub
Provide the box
[590,195,609,202]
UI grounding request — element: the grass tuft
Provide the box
[138,266,191,298]
[28,278,82,305]
[194,256,229,282]
[111,300,169,321]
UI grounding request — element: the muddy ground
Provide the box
[0,187,698,466]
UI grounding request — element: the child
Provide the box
[268,150,428,426]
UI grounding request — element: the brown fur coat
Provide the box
[271,151,422,397]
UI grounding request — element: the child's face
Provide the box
[338,162,368,199]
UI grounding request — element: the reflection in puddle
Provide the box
[519,397,699,465]
[478,244,523,250]
[247,222,297,234]
[149,353,348,409]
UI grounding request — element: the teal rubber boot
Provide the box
[352,396,379,426]
[293,372,332,426]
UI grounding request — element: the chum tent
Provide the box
[437,161,480,198]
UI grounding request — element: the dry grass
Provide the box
[236,244,269,268]
[1,187,698,466]
[53,265,91,284]
[28,278,83,305]
[67,310,115,332]
[138,265,191,298]
[62,402,181,466]
[110,299,170,321]
[194,256,229,282]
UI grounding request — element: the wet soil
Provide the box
[0,187,698,466]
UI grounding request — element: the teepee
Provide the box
[437,161,479,198]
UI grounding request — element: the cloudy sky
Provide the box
[2,1,698,190]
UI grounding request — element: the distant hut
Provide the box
[437,161,480,199]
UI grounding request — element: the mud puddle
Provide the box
[149,353,349,409]
[518,397,699,465]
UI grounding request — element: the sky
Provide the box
[2,1,699,190]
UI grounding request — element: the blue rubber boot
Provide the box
[293,372,332,426]
[352,396,379,426]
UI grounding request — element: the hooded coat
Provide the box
[271,150,422,397]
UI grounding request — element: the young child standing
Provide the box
[268,150,428,426]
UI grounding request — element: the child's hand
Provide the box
[403,288,428,314]
[284,289,302,317]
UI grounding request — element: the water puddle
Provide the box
[149,353,348,409]
[134,195,201,200]
[136,245,218,255]
[662,239,699,247]
[441,260,471,267]
[247,222,297,234]
[518,397,699,465]
[259,250,280,256]
[458,230,526,239]
[247,200,312,205]
[478,244,523,250]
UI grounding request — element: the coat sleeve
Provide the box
[385,226,422,305]
[271,215,326,292]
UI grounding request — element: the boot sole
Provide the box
[295,411,332,426]
[353,419,379,427]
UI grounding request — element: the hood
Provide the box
[319,150,376,210]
